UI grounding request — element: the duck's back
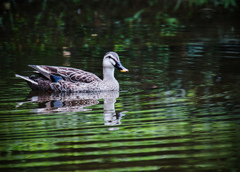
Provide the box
[29,65,102,83]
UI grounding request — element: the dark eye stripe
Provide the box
[108,55,119,62]
[104,52,120,62]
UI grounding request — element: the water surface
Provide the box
[0,1,240,171]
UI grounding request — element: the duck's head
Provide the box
[103,52,128,72]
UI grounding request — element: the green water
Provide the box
[0,1,240,171]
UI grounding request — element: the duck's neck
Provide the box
[103,67,116,81]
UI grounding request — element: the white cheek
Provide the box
[103,58,115,68]
[109,58,116,66]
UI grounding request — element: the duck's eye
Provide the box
[108,56,114,60]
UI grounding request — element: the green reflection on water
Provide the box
[0,1,240,172]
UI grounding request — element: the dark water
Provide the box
[0,1,240,171]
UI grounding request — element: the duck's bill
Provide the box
[114,61,129,72]
[120,69,128,72]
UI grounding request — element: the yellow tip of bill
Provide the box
[120,69,129,72]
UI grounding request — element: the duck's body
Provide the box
[15,52,128,92]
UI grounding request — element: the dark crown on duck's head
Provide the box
[104,52,120,62]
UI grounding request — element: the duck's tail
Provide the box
[15,74,38,85]
[28,65,52,80]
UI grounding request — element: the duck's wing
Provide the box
[29,65,102,83]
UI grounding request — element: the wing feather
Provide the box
[29,65,102,83]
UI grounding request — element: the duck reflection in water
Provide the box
[17,91,126,126]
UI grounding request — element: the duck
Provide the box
[15,52,128,92]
